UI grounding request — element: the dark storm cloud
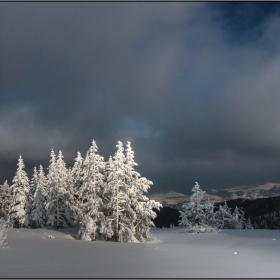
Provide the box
[1,2,280,193]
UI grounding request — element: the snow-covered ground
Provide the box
[1,226,280,278]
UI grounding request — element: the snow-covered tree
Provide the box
[231,206,244,229]
[77,140,105,241]
[0,181,11,220]
[100,155,115,241]
[179,183,206,229]
[70,152,84,224]
[8,156,30,228]
[101,141,161,242]
[179,182,216,233]
[125,141,161,241]
[204,197,217,228]
[46,150,72,229]
[245,216,254,229]
[28,166,38,227]
[31,165,47,228]
[214,201,235,229]
[102,141,137,242]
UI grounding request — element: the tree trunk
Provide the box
[56,194,59,229]
[115,231,119,242]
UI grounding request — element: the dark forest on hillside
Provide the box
[153,196,280,229]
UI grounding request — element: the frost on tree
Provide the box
[8,156,30,228]
[179,182,215,233]
[31,165,48,228]
[204,197,217,228]
[0,181,11,220]
[46,150,72,229]
[231,206,244,229]
[70,152,84,224]
[214,201,235,229]
[102,141,137,242]
[125,141,161,241]
[102,141,161,242]
[100,155,115,241]
[77,140,105,241]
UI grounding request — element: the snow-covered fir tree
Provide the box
[102,141,137,242]
[46,150,72,229]
[179,182,216,233]
[77,140,105,241]
[28,166,38,227]
[101,141,162,242]
[124,141,161,241]
[245,216,254,229]
[70,152,84,224]
[31,165,48,228]
[204,197,217,228]
[0,181,11,220]
[8,156,30,228]
[214,201,235,229]
[231,206,244,229]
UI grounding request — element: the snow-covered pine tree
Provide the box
[124,141,161,242]
[0,181,11,220]
[28,166,38,227]
[204,197,217,228]
[31,165,47,228]
[245,216,254,229]
[100,155,115,241]
[179,182,215,233]
[214,201,234,229]
[8,156,30,228]
[70,152,84,224]
[46,150,72,229]
[77,140,105,241]
[231,206,244,229]
[102,141,136,242]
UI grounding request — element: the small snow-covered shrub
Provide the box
[187,225,216,234]
[0,219,8,248]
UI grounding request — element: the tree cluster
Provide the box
[252,211,280,229]
[179,182,253,233]
[0,140,162,242]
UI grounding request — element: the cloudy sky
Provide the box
[1,2,280,194]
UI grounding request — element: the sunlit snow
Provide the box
[1,226,280,278]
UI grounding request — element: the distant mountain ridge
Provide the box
[148,182,280,210]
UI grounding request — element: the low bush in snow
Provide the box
[187,225,216,234]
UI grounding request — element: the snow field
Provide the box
[1,226,280,278]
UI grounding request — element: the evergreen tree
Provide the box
[46,150,72,229]
[231,206,244,229]
[214,201,234,229]
[8,156,30,228]
[28,166,38,227]
[125,141,161,241]
[179,182,206,230]
[0,181,11,220]
[100,155,115,241]
[103,141,136,242]
[77,140,105,241]
[179,182,217,233]
[70,152,84,224]
[204,197,217,228]
[31,165,47,228]
[245,216,254,229]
